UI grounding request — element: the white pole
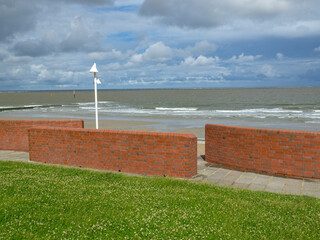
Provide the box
[94,72,99,129]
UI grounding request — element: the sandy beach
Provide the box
[0,116,205,157]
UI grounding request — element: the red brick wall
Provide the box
[0,119,84,151]
[206,124,320,179]
[28,127,197,178]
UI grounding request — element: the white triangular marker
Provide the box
[89,63,98,73]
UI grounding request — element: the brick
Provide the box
[0,119,84,151]
[206,124,320,179]
[28,127,197,179]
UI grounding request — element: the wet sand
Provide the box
[84,119,204,137]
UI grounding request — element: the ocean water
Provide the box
[0,87,320,132]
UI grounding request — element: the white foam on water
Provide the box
[78,101,112,106]
[80,107,96,110]
[77,102,94,106]
[215,108,303,114]
[0,106,14,109]
[76,105,320,121]
[4,101,320,126]
[155,107,198,111]
[24,105,42,108]
[306,120,320,124]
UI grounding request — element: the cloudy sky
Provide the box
[0,0,320,90]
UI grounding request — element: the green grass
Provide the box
[0,162,319,239]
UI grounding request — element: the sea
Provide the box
[1,87,320,133]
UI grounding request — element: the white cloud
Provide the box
[261,20,320,38]
[181,55,219,66]
[128,41,172,65]
[30,64,45,73]
[88,49,124,60]
[1,0,319,90]
[276,53,284,60]
[10,66,23,78]
[30,64,76,82]
[185,41,217,56]
[128,53,143,65]
[227,53,262,63]
[260,64,278,78]
[143,41,172,61]
[30,64,51,80]
[104,62,121,70]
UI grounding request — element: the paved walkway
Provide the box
[193,157,320,198]
[1,150,319,199]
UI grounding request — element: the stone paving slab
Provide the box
[282,178,303,195]
[232,172,257,189]
[265,177,287,194]
[206,168,231,184]
[216,170,243,186]
[0,150,29,162]
[193,157,319,198]
[248,174,272,191]
[0,150,319,199]
[302,181,320,198]
[198,166,219,177]
[251,174,272,185]
[247,175,272,191]
[197,159,213,171]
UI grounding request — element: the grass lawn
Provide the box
[0,161,319,239]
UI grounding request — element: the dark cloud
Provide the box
[12,38,55,57]
[61,0,114,5]
[0,0,38,41]
[0,51,7,61]
[60,17,102,52]
[0,0,114,42]
[139,0,224,28]
[12,17,102,57]
[139,0,317,29]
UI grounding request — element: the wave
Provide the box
[155,107,198,111]
[2,103,320,123]
[77,101,112,106]
[24,104,42,108]
[306,120,320,124]
[77,102,93,106]
[51,105,320,120]
[215,108,303,113]
[0,104,63,112]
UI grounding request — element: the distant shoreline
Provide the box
[1,86,320,93]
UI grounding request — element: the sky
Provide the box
[0,0,320,90]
